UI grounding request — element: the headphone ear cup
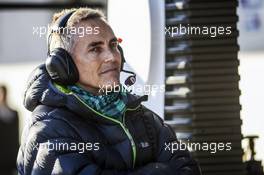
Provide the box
[46,48,79,85]
[117,45,125,70]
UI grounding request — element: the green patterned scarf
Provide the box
[67,85,128,121]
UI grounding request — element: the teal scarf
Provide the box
[68,85,128,121]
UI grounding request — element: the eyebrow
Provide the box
[88,41,104,48]
[87,37,118,48]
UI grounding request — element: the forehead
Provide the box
[73,19,115,42]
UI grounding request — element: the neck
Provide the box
[77,84,102,96]
[76,83,122,96]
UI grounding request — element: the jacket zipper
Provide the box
[76,95,140,168]
[122,106,141,168]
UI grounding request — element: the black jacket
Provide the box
[0,105,19,175]
[17,64,201,175]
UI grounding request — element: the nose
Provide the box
[103,49,118,63]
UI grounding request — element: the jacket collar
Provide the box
[42,81,148,124]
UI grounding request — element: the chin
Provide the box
[100,79,120,93]
[106,80,120,87]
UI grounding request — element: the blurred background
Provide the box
[0,0,263,175]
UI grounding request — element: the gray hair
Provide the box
[48,8,106,54]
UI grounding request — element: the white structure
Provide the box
[108,0,165,117]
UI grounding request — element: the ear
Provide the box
[46,48,79,85]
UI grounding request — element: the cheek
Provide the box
[116,52,122,65]
[74,54,100,85]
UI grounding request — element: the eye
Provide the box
[90,47,101,53]
[111,42,118,49]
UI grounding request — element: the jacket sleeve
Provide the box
[17,117,138,175]
[133,112,201,175]
[29,140,133,175]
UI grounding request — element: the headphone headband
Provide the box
[48,10,75,56]
[51,10,76,34]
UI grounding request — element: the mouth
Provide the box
[100,68,118,75]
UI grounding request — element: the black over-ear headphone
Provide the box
[46,10,135,86]
[46,10,79,85]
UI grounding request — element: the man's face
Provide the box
[71,19,121,94]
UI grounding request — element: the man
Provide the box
[0,85,19,175]
[17,8,201,175]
